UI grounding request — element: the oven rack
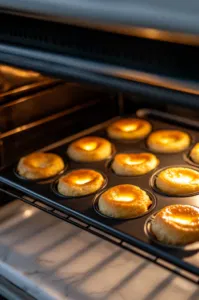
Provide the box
[1,185,198,285]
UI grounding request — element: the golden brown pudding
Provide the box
[98,184,152,218]
[156,167,199,195]
[58,169,104,196]
[17,152,65,180]
[147,130,190,153]
[107,118,151,140]
[112,152,159,176]
[190,143,199,164]
[151,205,199,245]
[67,136,112,162]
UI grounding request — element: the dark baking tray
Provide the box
[0,111,199,276]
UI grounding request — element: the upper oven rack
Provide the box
[0,13,199,107]
[1,43,199,110]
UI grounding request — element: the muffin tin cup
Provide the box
[93,189,157,220]
[150,164,199,197]
[106,150,160,178]
[105,116,153,144]
[51,168,108,199]
[144,210,199,251]
[13,160,68,183]
[183,148,199,168]
[66,143,116,164]
[144,130,193,155]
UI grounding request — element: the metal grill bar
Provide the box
[0,186,198,285]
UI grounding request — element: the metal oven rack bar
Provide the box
[1,185,198,285]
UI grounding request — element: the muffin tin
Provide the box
[93,189,157,220]
[1,109,199,276]
[144,208,199,251]
[149,165,199,197]
[51,168,108,199]
[13,161,68,183]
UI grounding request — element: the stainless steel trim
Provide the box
[1,2,199,45]
[0,276,35,300]
[136,109,199,129]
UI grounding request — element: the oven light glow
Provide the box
[168,216,193,225]
[75,177,91,185]
[125,157,145,165]
[114,194,135,202]
[143,29,162,39]
[23,209,33,218]
[161,136,176,144]
[81,142,97,151]
[161,138,170,144]
[121,124,138,132]
[172,175,192,184]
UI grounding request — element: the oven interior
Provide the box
[0,65,199,284]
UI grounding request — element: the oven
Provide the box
[0,4,199,295]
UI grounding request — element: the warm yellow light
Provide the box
[161,137,173,144]
[1,65,40,77]
[125,157,145,165]
[121,124,138,132]
[143,29,162,39]
[75,177,91,185]
[23,209,33,218]
[114,194,135,202]
[172,175,192,184]
[168,216,193,225]
[160,136,176,144]
[81,142,97,151]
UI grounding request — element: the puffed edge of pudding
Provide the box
[147,130,191,153]
[17,152,65,180]
[67,137,112,162]
[57,169,105,197]
[151,205,199,245]
[98,184,152,219]
[155,167,199,195]
[190,143,199,164]
[107,119,152,140]
[112,153,159,176]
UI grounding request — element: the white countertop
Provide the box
[0,200,198,300]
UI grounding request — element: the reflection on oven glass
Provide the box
[23,209,34,218]
[0,64,43,93]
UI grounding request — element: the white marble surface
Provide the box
[0,200,198,300]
